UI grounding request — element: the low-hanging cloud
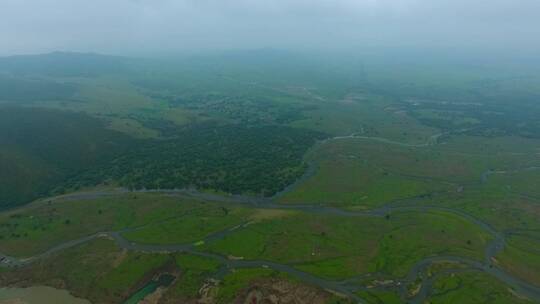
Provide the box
[1,0,539,56]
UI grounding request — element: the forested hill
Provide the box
[0,107,133,208]
[70,124,325,197]
[0,106,324,208]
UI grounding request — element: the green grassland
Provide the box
[447,191,540,233]
[280,134,540,209]
[122,206,252,245]
[0,192,504,303]
[1,193,492,280]
[204,210,491,279]
[486,168,540,199]
[279,139,454,208]
[497,235,540,287]
[291,94,439,142]
[0,193,251,257]
[29,76,170,138]
[29,76,163,116]
[434,157,540,234]
[427,271,533,303]
[215,268,285,303]
[356,290,402,304]
[161,253,222,302]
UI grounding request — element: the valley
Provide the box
[0,51,540,303]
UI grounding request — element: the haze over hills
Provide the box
[1,50,539,209]
[0,52,129,77]
[1,1,540,303]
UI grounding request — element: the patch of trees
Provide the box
[73,124,325,196]
[145,92,314,125]
[0,106,323,207]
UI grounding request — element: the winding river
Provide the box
[1,133,540,303]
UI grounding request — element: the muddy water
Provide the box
[0,286,90,304]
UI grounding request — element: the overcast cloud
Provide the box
[1,0,540,56]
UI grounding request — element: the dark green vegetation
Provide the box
[0,75,77,102]
[0,52,327,208]
[0,106,321,208]
[0,107,132,208]
[0,51,540,303]
[75,124,323,196]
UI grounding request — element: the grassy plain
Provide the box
[444,190,540,233]
[356,290,402,304]
[280,134,540,209]
[215,268,284,303]
[497,235,540,287]
[122,206,251,245]
[161,253,222,302]
[204,210,491,279]
[291,95,439,141]
[0,193,250,257]
[428,271,532,303]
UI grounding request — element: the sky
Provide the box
[1,0,540,56]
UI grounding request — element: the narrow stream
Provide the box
[2,133,540,303]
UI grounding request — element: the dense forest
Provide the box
[0,105,325,208]
[71,124,325,196]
